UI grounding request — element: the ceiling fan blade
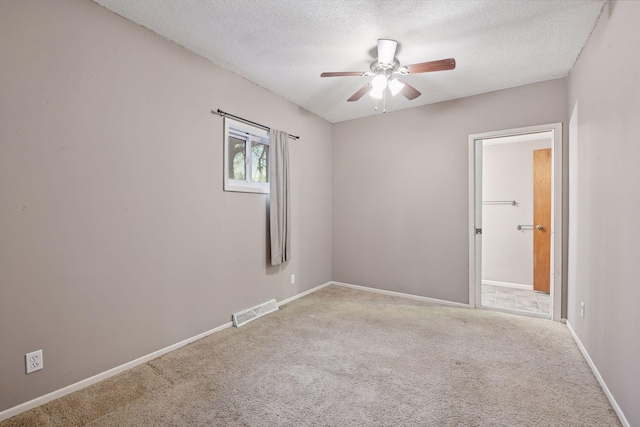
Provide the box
[377,39,398,65]
[347,83,373,102]
[397,79,421,100]
[406,58,456,74]
[321,71,366,77]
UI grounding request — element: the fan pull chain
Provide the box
[383,87,387,113]
[374,98,378,111]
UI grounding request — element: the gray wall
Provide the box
[567,1,640,425]
[482,139,552,287]
[0,0,332,412]
[333,79,567,304]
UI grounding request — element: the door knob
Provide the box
[536,225,543,230]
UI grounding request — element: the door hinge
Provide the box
[475,228,482,235]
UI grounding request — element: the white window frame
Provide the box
[223,118,270,194]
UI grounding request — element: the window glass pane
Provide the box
[228,136,246,180]
[251,142,269,183]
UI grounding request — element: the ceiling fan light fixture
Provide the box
[369,87,384,99]
[321,38,455,106]
[388,79,405,96]
[371,74,388,91]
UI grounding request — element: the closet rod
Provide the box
[482,200,516,206]
[517,224,534,231]
[212,109,300,140]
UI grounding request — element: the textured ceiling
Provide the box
[92,0,605,123]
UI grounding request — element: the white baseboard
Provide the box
[566,321,629,427]
[278,281,332,307]
[482,280,533,290]
[0,281,332,422]
[332,281,470,308]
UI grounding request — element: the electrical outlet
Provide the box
[580,302,585,319]
[290,274,295,285]
[26,350,43,374]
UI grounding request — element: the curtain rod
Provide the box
[211,109,300,140]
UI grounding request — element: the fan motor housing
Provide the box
[370,59,400,74]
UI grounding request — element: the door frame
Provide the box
[468,123,563,321]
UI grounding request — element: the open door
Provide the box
[470,123,562,321]
[533,148,551,293]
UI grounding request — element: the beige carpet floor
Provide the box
[2,286,621,426]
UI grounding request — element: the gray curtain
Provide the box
[269,129,291,266]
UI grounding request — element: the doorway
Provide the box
[468,123,563,321]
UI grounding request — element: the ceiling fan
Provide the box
[321,39,456,105]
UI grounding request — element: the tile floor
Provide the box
[481,284,550,316]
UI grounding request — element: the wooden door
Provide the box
[533,148,551,293]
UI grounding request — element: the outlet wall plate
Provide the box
[26,350,43,374]
[290,274,295,284]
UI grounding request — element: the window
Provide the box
[224,118,270,193]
